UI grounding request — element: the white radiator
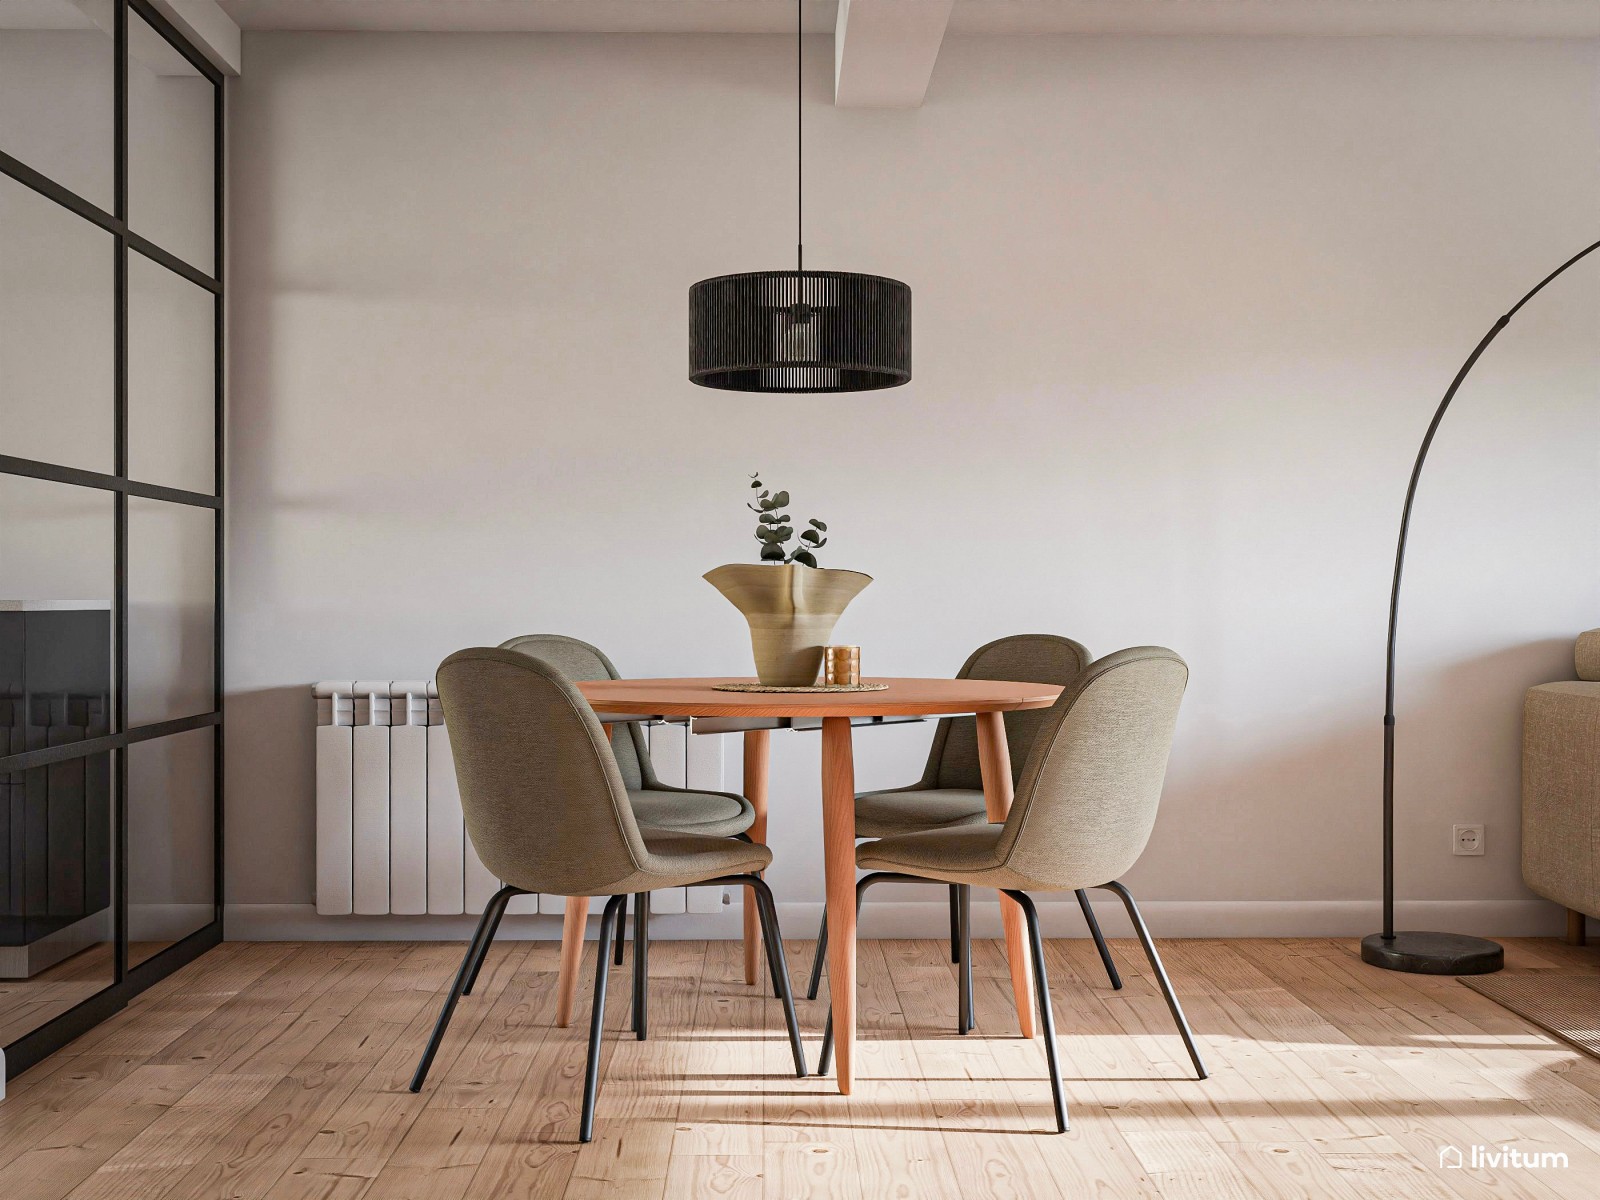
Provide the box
[313,681,728,919]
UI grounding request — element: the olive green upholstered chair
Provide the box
[807,634,1120,1026]
[410,647,806,1143]
[500,634,754,836]
[499,635,765,995]
[819,647,1207,1132]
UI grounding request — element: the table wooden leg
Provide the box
[554,896,590,1028]
[975,710,1036,1038]
[742,729,772,985]
[552,722,620,1024]
[820,716,858,1094]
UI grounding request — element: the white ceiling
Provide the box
[216,1,1600,38]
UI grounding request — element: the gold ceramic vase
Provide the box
[704,563,873,687]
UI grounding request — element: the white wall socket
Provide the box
[1453,823,1485,856]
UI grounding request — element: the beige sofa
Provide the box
[1523,630,1600,945]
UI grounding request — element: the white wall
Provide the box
[225,31,1600,936]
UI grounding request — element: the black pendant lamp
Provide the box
[689,0,911,393]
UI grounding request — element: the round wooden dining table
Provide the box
[576,676,1063,1095]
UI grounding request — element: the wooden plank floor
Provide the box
[3,936,1599,1198]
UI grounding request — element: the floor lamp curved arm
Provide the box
[1364,237,1600,975]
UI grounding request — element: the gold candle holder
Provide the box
[825,645,861,686]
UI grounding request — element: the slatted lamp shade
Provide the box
[686,0,912,395]
[689,270,912,392]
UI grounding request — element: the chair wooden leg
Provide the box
[580,895,626,1144]
[555,896,590,1028]
[1567,908,1588,947]
[410,886,518,1092]
[1076,889,1122,989]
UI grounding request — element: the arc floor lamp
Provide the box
[1362,237,1600,975]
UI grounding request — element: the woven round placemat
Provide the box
[711,682,889,694]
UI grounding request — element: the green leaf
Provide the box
[775,527,794,543]
[759,498,776,511]
[791,549,818,568]
[800,529,821,545]
[771,490,790,507]
[760,544,786,561]
[810,519,827,531]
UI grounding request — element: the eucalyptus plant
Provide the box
[747,473,829,568]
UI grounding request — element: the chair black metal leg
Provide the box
[1003,889,1068,1133]
[956,883,974,1035]
[410,885,519,1093]
[615,899,628,966]
[748,876,808,1077]
[580,894,627,1143]
[1099,881,1207,1080]
[816,872,909,1076]
[631,892,650,1040]
[461,893,511,997]
[805,908,828,1001]
[1076,889,1123,990]
[949,885,962,963]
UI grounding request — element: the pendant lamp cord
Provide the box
[796,0,803,276]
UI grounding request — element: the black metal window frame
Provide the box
[0,0,225,1078]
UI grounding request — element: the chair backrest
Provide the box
[436,646,648,897]
[924,634,1092,790]
[498,633,655,789]
[992,647,1188,891]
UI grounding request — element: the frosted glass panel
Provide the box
[128,254,215,494]
[128,497,215,727]
[128,10,215,273]
[0,173,115,473]
[128,729,214,965]
[0,475,115,1040]
[0,5,114,211]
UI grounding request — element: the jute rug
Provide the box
[1461,972,1600,1060]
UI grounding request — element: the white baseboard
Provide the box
[223,897,1570,942]
[130,904,215,942]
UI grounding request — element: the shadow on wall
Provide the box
[223,636,1578,925]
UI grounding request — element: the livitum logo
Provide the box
[1437,1144,1569,1170]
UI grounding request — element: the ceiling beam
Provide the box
[148,1,242,74]
[833,0,954,109]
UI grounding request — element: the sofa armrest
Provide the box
[1522,682,1600,918]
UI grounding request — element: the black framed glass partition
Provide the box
[0,0,223,1078]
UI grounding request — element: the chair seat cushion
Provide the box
[856,823,1034,889]
[627,830,771,892]
[854,787,988,838]
[629,787,755,838]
